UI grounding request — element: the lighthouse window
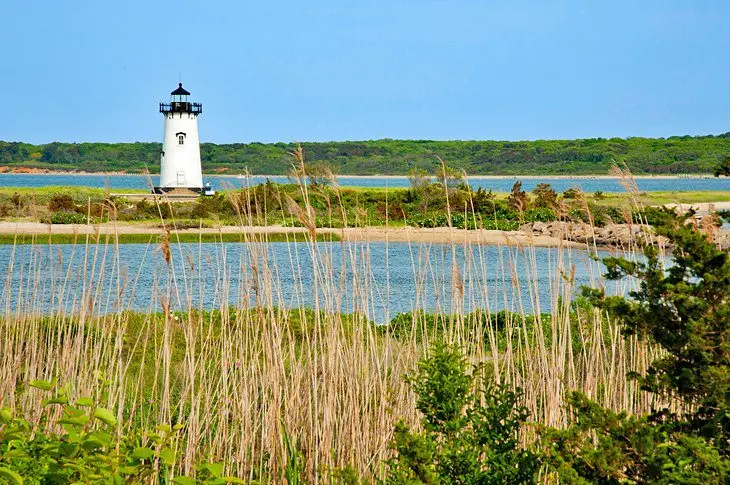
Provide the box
[178,135,184,145]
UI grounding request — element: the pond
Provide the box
[0,240,632,322]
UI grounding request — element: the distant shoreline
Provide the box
[0,171,719,180]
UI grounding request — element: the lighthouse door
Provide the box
[176,171,186,186]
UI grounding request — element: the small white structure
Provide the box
[155,83,205,193]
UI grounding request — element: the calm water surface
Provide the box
[0,241,627,322]
[0,173,728,193]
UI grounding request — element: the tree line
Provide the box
[1,133,729,174]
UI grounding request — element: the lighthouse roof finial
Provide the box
[171,83,191,96]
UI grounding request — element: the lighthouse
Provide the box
[155,83,206,194]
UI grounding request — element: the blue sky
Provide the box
[1,0,728,144]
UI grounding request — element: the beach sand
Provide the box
[0,222,574,247]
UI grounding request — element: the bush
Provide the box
[50,211,88,224]
[0,382,244,483]
[385,342,540,484]
[507,181,528,213]
[524,207,556,223]
[532,183,557,208]
[544,393,730,483]
[545,208,730,482]
[48,193,76,212]
[562,187,580,199]
[470,187,496,213]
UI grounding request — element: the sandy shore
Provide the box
[0,222,576,248]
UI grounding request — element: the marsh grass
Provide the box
[0,232,339,245]
[0,162,672,482]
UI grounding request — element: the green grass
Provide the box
[0,232,340,245]
[0,186,147,198]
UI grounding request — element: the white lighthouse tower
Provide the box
[155,83,204,193]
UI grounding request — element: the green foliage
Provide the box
[544,392,730,484]
[385,342,540,484]
[531,183,558,208]
[469,187,496,213]
[584,208,730,443]
[0,386,243,484]
[507,181,528,213]
[544,208,730,483]
[562,187,580,199]
[2,135,728,174]
[713,156,730,177]
[49,211,88,224]
[524,207,556,223]
[282,422,303,485]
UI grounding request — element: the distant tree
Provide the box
[532,183,557,208]
[471,187,496,213]
[713,156,730,177]
[435,163,464,190]
[562,187,581,199]
[305,161,336,187]
[408,167,431,192]
[507,181,528,213]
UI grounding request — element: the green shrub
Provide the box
[532,182,557,208]
[544,392,730,484]
[524,207,556,223]
[50,211,88,224]
[48,193,75,212]
[385,342,540,484]
[507,181,528,213]
[0,382,244,484]
[545,208,730,483]
[562,188,580,199]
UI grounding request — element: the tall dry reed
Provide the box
[0,169,665,482]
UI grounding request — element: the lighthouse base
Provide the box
[153,186,202,195]
[152,186,216,197]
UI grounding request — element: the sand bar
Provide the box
[0,222,576,248]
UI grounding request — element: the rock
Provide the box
[517,220,669,248]
[518,223,534,233]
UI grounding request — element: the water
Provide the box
[0,173,727,193]
[0,241,625,323]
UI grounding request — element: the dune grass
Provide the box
[0,164,680,482]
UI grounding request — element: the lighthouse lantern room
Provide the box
[155,83,206,194]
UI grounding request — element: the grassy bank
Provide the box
[0,180,728,233]
[0,231,339,245]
